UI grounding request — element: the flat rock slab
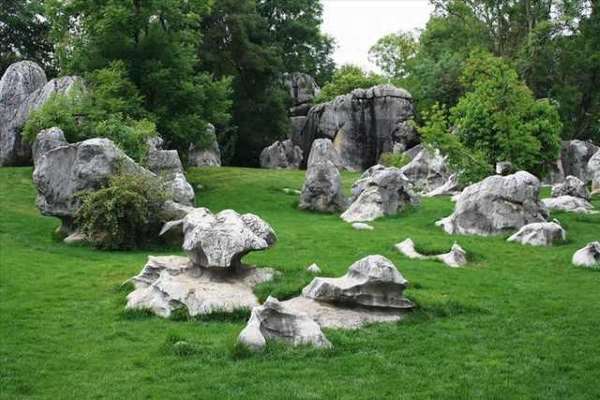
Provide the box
[126,256,275,318]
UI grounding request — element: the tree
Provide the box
[369,32,418,79]
[315,65,385,103]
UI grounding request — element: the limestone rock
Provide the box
[0,61,81,166]
[507,222,566,246]
[400,147,451,192]
[289,116,307,140]
[496,161,513,175]
[341,165,418,223]
[542,196,595,214]
[572,241,600,268]
[306,138,345,170]
[588,150,600,195]
[436,171,548,236]
[259,139,303,169]
[423,174,460,197]
[32,127,67,165]
[296,84,417,171]
[394,238,467,268]
[542,159,565,186]
[551,175,589,200]
[299,161,347,213]
[307,263,321,274]
[283,72,320,108]
[302,255,414,309]
[238,296,331,351]
[352,222,374,231]
[561,140,598,182]
[188,124,221,167]
[126,256,275,318]
[146,149,195,206]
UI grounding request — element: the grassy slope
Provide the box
[1,166,599,400]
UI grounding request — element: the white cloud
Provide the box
[321,0,433,72]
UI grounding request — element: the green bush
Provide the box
[379,152,410,168]
[315,64,385,103]
[76,173,168,250]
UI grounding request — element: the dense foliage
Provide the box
[315,65,385,103]
[76,173,168,250]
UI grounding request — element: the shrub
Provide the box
[315,64,386,103]
[379,152,410,168]
[76,173,168,250]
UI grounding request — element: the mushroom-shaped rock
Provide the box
[572,242,600,268]
[507,222,566,246]
[259,139,303,169]
[306,138,345,170]
[299,160,347,213]
[542,196,595,214]
[588,150,600,195]
[32,127,67,165]
[399,147,451,192]
[126,256,275,317]
[238,296,331,351]
[436,171,548,236]
[302,255,414,309]
[341,165,418,223]
[170,208,277,269]
[188,124,221,167]
[551,175,589,200]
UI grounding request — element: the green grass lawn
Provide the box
[1,166,599,399]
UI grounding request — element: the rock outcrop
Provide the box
[188,124,221,167]
[399,147,451,192]
[296,84,418,171]
[299,160,347,213]
[588,150,600,195]
[32,127,67,165]
[283,73,320,140]
[341,165,418,223]
[507,222,566,246]
[436,171,548,236]
[0,61,81,166]
[551,175,589,200]
[542,196,595,214]
[572,241,600,268]
[238,296,331,351]
[560,140,599,182]
[306,138,345,170]
[395,238,467,268]
[259,139,303,169]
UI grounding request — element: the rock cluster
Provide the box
[341,165,418,223]
[0,61,81,166]
[295,84,418,171]
[507,222,566,246]
[283,72,320,141]
[395,238,467,268]
[551,175,589,200]
[436,171,548,236]
[259,139,303,169]
[572,241,600,268]
[399,147,451,192]
[299,160,347,213]
[127,208,278,317]
[188,124,221,167]
[560,140,598,182]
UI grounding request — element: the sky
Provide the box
[321,0,434,72]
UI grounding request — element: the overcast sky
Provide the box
[321,0,433,72]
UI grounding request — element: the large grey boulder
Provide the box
[33,137,149,234]
[436,171,548,236]
[146,148,195,206]
[341,165,418,223]
[542,195,595,214]
[551,175,589,200]
[588,150,600,195]
[296,84,418,171]
[560,140,599,182]
[126,256,275,318]
[306,138,345,170]
[162,208,277,269]
[238,296,331,351]
[32,127,67,165]
[299,161,347,212]
[259,139,303,169]
[0,61,80,166]
[302,255,414,309]
[507,222,566,246]
[399,147,451,192]
[188,124,221,167]
[572,242,600,268]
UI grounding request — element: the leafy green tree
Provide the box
[315,65,386,103]
[369,32,418,79]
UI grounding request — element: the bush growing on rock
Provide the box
[379,153,410,168]
[76,173,168,250]
[315,65,385,103]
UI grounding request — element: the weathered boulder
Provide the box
[162,208,277,269]
[306,138,345,170]
[560,140,599,182]
[283,72,320,109]
[542,159,565,186]
[299,161,347,213]
[551,175,589,200]
[296,84,418,171]
[588,150,600,195]
[542,196,595,214]
[188,124,221,167]
[341,165,418,223]
[436,171,548,236]
[32,127,67,165]
[302,255,414,309]
[399,147,451,192]
[126,256,275,318]
[572,241,600,268]
[33,138,149,234]
[394,238,467,268]
[423,174,460,197]
[238,296,331,351]
[507,222,566,246]
[0,61,80,166]
[146,149,195,206]
[259,139,303,169]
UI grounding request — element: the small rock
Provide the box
[572,241,600,268]
[352,222,374,231]
[307,263,321,274]
[542,196,595,214]
[495,161,513,175]
[394,238,467,267]
[507,221,566,246]
[423,174,460,197]
[551,175,589,200]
